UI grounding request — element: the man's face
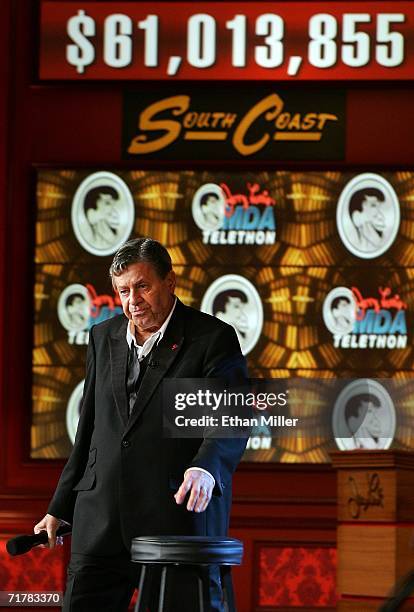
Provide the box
[202,195,221,220]
[360,196,385,232]
[68,296,88,317]
[95,193,120,230]
[332,299,352,322]
[359,401,382,437]
[224,296,248,330]
[114,262,176,334]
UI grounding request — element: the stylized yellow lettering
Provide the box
[275,112,290,130]
[128,95,189,154]
[288,113,301,130]
[317,113,338,130]
[211,112,225,127]
[222,113,237,128]
[233,94,283,156]
[301,113,318,130]
[183,112,197,128]
[197,113,211,128]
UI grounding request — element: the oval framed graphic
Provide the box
[57,283,91,332]
[332,379,396,451]
[71,171,135,256]
[66,379,85,444]
[192,182,226,231]
[322,286,357,336]
[336,173,400,259]
[201,274,263,355]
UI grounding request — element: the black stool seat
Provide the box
[131,535,243,566]
[131,536,244,611]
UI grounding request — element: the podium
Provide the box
[331,450,414,611]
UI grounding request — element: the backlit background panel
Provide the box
[36,170,414,267]
[33,170,414,460]
[32,366,84,459]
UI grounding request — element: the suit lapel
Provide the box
[109,318,129,427]
[124,300,186,435]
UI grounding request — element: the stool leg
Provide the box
[221,568,235,612]
[197,573,205,612]
[135,565,152,612]
[157,566,168,612]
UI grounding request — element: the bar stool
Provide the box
[131,535,243,612]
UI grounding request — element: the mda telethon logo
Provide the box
[336,173,400,259]
[57,283,123,345]
[323,286,408,350]
[192,182,276,245]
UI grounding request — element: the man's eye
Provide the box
[120,290,129,296]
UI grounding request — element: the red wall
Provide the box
[1,1,414,610]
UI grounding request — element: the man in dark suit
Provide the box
[34,237,248,611]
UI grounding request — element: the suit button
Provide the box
[122,440,130,448]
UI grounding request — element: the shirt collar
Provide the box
[126,297,177,350]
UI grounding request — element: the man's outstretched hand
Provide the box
[34,514,61,548]
[174,470,214,513]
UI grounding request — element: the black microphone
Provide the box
[6,524,72,556]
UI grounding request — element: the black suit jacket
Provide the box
[48,300,248,555]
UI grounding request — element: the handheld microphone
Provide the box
[6,524,72,556]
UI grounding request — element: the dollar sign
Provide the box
[66,10,96,75]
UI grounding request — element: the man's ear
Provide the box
[86,208,99,225]
[351,210,363,228]
[348,415,359,434]
[166,270,176,294]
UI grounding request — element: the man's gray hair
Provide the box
[109,237,172,287]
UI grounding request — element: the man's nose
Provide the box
[129,290,143,305]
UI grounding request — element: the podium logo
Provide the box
[336,173,400,259]
[71,171,134,256]
[332,379,396,451]
[347,473,384,519]
[201,274,263,355]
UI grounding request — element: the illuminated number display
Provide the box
[40,2,411,80]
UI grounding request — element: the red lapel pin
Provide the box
[171,343,178,350]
